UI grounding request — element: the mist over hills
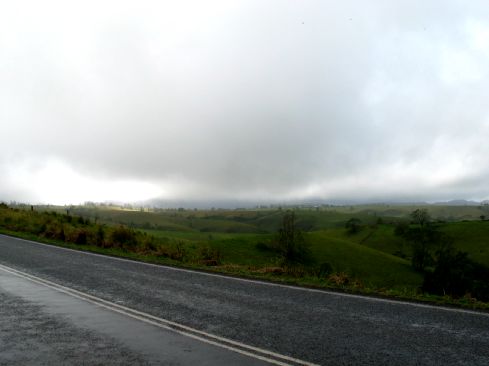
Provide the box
[130,198,489,210]
[4,195,489,210]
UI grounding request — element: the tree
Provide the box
[273,211,311,266]
[405,224,444,272]
[422,247,472,298]
[423,246,489,301]
[396,209,441,272]
[410,209,430,226]
[345,218,362,234]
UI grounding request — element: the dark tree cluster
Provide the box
[397,209,489,301]
[423,248,489,301]
[345,218,362,234]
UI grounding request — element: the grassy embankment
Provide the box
[1,203,489,309]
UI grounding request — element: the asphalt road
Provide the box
[0,268,267,365]
[1,234,489,365]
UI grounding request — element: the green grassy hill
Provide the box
[306,230,422,289]
[4,203,488,306]
[440,221,489,266]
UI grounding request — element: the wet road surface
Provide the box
[0,269,267,365]
[1,234,489,365]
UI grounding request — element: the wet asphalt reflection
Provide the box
[0,269,267,365]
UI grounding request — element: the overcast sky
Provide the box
[1,0,489,205]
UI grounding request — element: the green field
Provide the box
[2,203,489,308]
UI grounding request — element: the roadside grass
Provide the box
[2,204,489,311]
[142,226,422,287]
[1,227,488,311]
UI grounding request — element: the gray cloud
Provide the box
[1,0,489,204]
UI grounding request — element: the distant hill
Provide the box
[432,200,481,206]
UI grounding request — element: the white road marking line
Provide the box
[0,263,319,366]
[2,233,489,317]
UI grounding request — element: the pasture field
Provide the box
[2,203,489,309]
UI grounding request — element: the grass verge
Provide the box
[1,228,488,312]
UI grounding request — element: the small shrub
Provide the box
[40,223,66,242]
[74,229,87,245]
[155,245,172,258]
[35,223,47,235]
[40,223,60,239]
[171,241,187,261]
[317,262,333,278]
[257,266,284,274]
[95,226,105,247]
[328,272,350,286]
[284,265,307,277]
[156,241,187,261]
[199,245,221,266]
[109,226,137,249]
[58,228,66,242]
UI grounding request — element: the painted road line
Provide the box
[2,234,489,317]
[0,263,319,366]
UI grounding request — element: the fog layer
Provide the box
[1,1,489,204]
